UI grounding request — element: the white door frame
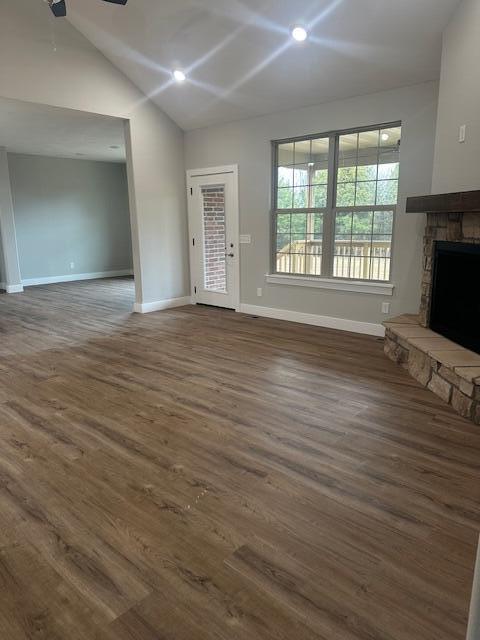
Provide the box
[186,165,240,312]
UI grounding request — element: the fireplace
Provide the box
[430,241,480,355]
[383,190,480,425]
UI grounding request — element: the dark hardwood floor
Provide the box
[0,277,478,639]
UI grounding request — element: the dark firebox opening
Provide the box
[430,241,480,355]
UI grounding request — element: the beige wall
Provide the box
[0,0,189,305]
[185,82,438,327]
[432,0,480,194]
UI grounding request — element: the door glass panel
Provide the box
[202,186,227,293]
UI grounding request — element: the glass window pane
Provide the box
[378,162,399,180]
[294,140,311,165]
[337,183,356,207]
[355,181,376,206]
[376,180,398,205]
[337,166,356,183]
[352,211,373,238]
[312,163,328,185]
[202,186,227,293]
[276,253,291,273]
[357,130,379,167]
[373,210,394,234]
[278,143,295,165]
[370,257,391,281]
[293,186,308,208]
[311,137,329,157]
[278,166,294,187]
[293,165,309,187]
[291,213,307,234]
[337,133,358,191]
[335,212,353,237]
[357,164,378,181]
[313,185,327,208]
[277,187,293,209]
[276,213,291,234]
[290,238,306,260]
[276,233,291,252]
[380,127,401,148]
[304,234,321,254]
[312,212,324,237]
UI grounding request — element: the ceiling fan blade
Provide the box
[49,0,67,17]
[101,0,128,4]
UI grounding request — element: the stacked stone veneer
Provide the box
[201,187,226,292]
[384,208,480,424]
[420,212,480,326]
[384,315,480,424]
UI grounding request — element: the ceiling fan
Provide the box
[48,0,128,18]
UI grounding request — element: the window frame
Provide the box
[271,121,401,283]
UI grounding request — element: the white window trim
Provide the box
[265,273,394,296]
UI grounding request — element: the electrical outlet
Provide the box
[70,262,75,270]
[381,302,391,315]
[257,287,263,297]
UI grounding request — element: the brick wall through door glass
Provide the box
[202,186,227,292]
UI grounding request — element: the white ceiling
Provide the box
[0,97,126,162]
[66,0,461,131]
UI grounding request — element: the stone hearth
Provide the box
[384,314,480,424]
[384,190,480,424]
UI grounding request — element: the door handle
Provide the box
[226,252,234,258]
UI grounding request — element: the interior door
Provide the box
[187,167,239,310]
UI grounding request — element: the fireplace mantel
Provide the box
[406,190,480,215]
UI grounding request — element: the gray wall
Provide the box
[432,0,480,194]
[8,154,132,281]
[0,0,189,306]
[185,82,438,326]
[0,229,4,284]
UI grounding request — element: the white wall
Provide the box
[0,0,188,305]
[185,82,438,327]
[432,0,480,194]
[8,153,132,282]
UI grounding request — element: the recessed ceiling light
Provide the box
[173,69,186,83]
[291,26,308,42]
[381,133,390,142]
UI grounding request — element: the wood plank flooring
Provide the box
[0,277,479,639]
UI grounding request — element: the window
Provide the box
[273,124,401,282]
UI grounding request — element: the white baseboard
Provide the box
[239,303,385,337]
[6,283,24,294]
[133,296,192,314]
[22,269,133,287]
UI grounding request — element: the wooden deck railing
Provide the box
[277,239,391,281]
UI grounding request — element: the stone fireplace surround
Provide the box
[384,190,480,425]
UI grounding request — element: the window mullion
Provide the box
[321,134,337,277]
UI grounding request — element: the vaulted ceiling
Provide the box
[66,0,461,131]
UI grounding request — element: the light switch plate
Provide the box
[459,124,466,143]
[240,234,251,244]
